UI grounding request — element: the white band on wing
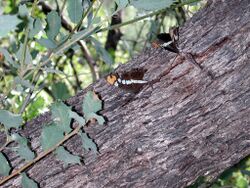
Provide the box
[161,41,173,47]
[128,80,148,84]
[114,81,119,87]
[117,78,148,85]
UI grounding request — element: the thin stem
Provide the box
[78,0,95,29]
[60,0,67,16]
[98,9,166,33]
[78,40,98,81]
[19,27,30,72]
[98,0,201,33]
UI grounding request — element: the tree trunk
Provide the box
[1,0,250,187]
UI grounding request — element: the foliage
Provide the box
[0,91,103,187]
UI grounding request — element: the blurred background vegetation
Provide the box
[0,0,249,187]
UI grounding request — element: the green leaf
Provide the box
[0,110,23,130]
[51,102,72,133]
[82,91,102,114]
[11,133,35,161]
[80,131,97,153]
[11,133,28,145]
[115,0,129,13]
[69,26,100,44]
[0,15,21,38]
[236,176,248,188]
[43,68,67,76]
[0,47,19,68]
[82,91,104,125]
[91,38,113,65]
[29,18,43,38]
[0,152,11,176]
[16,43,33,64]
[21,173,38,188]
[41,123,64,151]
[69,111,85,125]
[55,25,100,55]
[18,4,29,17]
[14,76,34,89]
[67,0,84,24]
[55,146,81,167]
[85,112,105,125]
[16,145,35,161]
[241,170,250,176]
[130,0,175,11]
[51,82,70,100]
[25,96,45,121]
[37,38,57,49]
[46,10,61,40]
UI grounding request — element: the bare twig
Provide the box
[67,50,82,90]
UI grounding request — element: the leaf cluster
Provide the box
[0,91,104,187]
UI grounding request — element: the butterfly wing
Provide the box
[156,31,179,53]
[119,68,147,93]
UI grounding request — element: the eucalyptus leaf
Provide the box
[25,96,45,120]
[0,47,19,68]
[51,102,72,133]
[55,146,81,167]
[87,11,93,27]
[11,133,35,161]
[0,110,23,130]
[130,0,175,11]
[85,112,105,125]
[55,26,100,55]
[16,43,33,64]
[82,91,102,114]
[37,38,57,49]
[29,18,43,38]
[241,170,250,176]
[11,133,28,145]
[0,15,21,38]
[15,145,35,161]
[91,38,113,65]
[80,131,97,153]
[21,173,38,188]
[18,4,29,17]
[67,0,84,24]
[14,76,34,89]
[41,123,64,151]
[69,26,99,43]
[82,91,104,125]
[43,68,67,76]
[0,152,11,176]
[46,10,61,40]
[69,111,85,125]
[51,82,70,100]
[114,0,129,13]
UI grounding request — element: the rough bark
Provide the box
[1,0,250,187]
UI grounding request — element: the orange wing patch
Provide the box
[106,74,118,85]
[151,41,161,48]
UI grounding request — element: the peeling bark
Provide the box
[1,0,250,187]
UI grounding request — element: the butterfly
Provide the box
[106,68,148,93]
[152,27,214,79]
[152,27,180,53]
